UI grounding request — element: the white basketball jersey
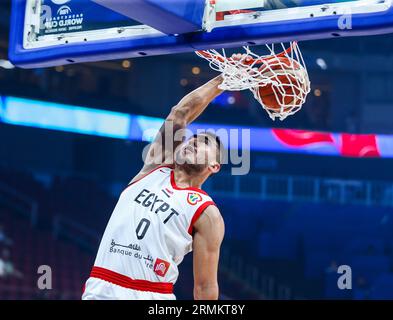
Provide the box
[92,166,216,288]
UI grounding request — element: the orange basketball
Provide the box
[256,56,306,112]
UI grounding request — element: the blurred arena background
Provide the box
[2,0,393,300]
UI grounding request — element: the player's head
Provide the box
[175,132,223,176]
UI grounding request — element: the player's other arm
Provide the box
[131,75,224,182]
[192,205,225,300]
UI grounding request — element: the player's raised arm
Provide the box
[192,205,225,300]
[132,75,224,182]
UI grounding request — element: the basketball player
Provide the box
[82,75,226,300]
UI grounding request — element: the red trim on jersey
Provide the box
[125,165,173,191]
[89,266,174,294]
[188,201,216,235]
[170,170,208,195]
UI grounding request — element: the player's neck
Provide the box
[172,166,207,189]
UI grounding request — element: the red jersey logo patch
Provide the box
[154,258,170,277]
[187,192,202,205]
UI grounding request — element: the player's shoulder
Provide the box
[193,204,224,237]
[189,200,222,237]
[143,164,174,176]
[129,165,173,185]
[201,204,222,222]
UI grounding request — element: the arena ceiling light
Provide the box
[316,58,328,70]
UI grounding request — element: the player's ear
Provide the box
[209,162,220,174]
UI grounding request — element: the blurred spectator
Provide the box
[0,249,23,279]
[0,225,13,246]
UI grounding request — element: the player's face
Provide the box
[176,134,220,173]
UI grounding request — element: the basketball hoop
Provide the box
[196,42,311,121]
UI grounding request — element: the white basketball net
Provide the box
[196,42,311,121]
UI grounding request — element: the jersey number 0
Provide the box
[136,218,150,240]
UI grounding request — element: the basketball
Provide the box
[255,56,308,113]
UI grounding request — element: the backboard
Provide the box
[9,0,393,68]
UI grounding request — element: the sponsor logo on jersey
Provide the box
[154,258,170,277]
[187,192,202,205]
